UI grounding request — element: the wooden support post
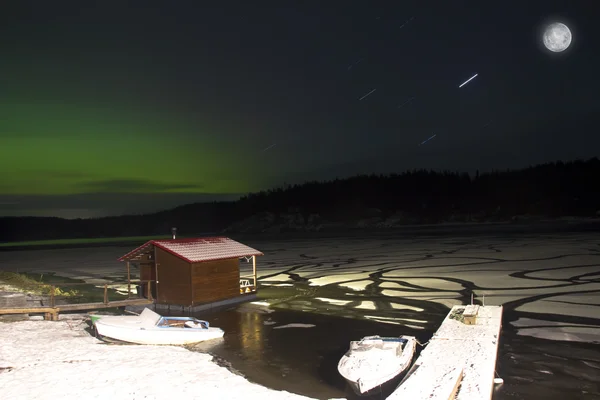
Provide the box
[463,304,479,325]
[43,310,58,321]
[252,255,257,291]
[126,262,131,299]
[50,285,55,307]
[154,248,159,301]
[147,281,152,300]
[103,284,108,304]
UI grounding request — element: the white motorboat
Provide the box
[338,335,417,395]
[92,308,224,345]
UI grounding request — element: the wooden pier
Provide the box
[389,304,503,400]
[0,298,153,321]
[0,278,156,321]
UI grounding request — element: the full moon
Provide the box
[543,22,572,52]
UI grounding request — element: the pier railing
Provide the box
[239,276,257,294]
[24,279,157,308]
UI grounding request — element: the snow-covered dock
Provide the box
[389,304,503,400]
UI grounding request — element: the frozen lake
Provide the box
[1,231,599,399]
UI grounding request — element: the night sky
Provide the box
[1,1,598,218]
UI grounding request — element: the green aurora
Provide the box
[0,101,267,196]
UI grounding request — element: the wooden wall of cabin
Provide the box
[155,248,193,306]
[136,252,156,299]
[191,258,240,304]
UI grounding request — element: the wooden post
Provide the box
[252,255,257,291]
[147,281,152,300]
[103,284,108,304]
[50,285,55,307]
[126,262,131,299]
[154,247,159,302]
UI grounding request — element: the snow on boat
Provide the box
[338,335,417,395]
[93,308,224,345]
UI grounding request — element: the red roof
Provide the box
[118,237,263,263]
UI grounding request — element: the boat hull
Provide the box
[92,308,224,345]
[94,320,224,345]
[338,335,417,395]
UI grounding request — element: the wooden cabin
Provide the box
[118,237,263,308]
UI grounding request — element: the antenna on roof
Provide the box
[171,227,177,240]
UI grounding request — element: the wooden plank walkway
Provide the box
[0,298,153,320]
[0,307,60,321]
[389,305,503,400]
[57,298,152,311]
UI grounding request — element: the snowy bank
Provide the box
[0,317,314,400]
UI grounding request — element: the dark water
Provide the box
[175,286,600,400]
[186,305,427,400]
[496,327,600,400]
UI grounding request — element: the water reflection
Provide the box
[160,287,600,400]
[243,312,265,358]
[182,298,433,400]
[494,313,600,400]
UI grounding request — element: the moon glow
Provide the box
[543,22,572,52]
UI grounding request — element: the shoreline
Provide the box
[2,218,599,251]
[0,316,316,400]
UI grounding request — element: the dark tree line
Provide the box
[237,158,600,220]
[1,158,599,243]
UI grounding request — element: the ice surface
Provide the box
[363,316,405,325]
[260,273,293,282]
[512,317,600,343]
[308,273,371,287]
[272,323,316,330]
[364,315,427,327]
[316,297,352,306]
[339,280,372,291]
[2,233,599,344]
[390,303,424,312]
[355,301,377,310]
[380,278,465,291]
[515,292,600,320]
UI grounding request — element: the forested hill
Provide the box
[2,158,600,243]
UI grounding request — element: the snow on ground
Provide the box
[0,318,312,400]
[272,323,316,330]
[0,282,23,292]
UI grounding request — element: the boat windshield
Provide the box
[184,320,209,329]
